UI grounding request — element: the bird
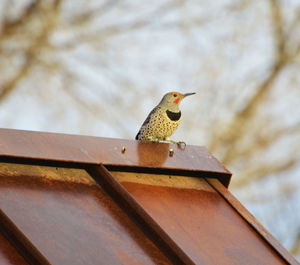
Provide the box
[135,92,195,144]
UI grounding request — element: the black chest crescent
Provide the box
[166,110,181,121]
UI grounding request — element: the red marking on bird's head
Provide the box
[173,97,180,104]
[168,92,183,104]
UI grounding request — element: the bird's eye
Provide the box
[173,94,177,97]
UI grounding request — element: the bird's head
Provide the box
[159,92,196,111]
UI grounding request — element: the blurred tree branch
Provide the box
[58,0,186,50]
[0,0,62,102]
[1,0,39,38]
[233,160,296,188]
[209,0,300,168]
[237,123,300,161]
[71,0,121,26]
[291,232,300,257]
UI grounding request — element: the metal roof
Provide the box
[0,128,297,265]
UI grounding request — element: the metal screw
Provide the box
[169,148,174,157]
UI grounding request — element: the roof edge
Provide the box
[0,128,232,187]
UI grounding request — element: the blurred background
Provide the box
[0,0,300,260]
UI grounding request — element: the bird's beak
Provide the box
[183,92,196,98]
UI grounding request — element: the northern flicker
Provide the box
[135,92,195,143]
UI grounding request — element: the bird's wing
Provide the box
[135,106,160,140]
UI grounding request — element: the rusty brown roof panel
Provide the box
[0,163,172,265]
[0,128,231,187]
[206,178,299,265]
[121,179,286,265]
[90,165,296,265]
[0,230,29,265]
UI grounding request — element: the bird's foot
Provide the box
[177,141,186,148]
[165,139,186,149]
